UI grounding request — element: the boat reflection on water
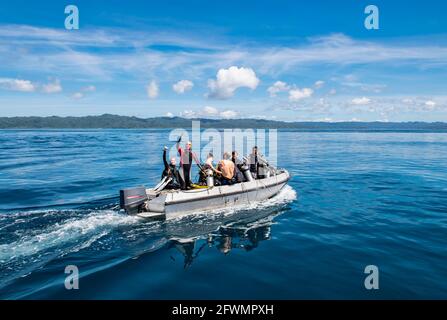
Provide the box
[215,223,272,253]
[165,206,286,268]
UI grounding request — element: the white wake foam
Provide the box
[0,186,297,262]
[0,210,139,262]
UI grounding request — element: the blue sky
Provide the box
[0,0,447,121]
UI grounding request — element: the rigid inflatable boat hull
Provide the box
[138,170,290,219]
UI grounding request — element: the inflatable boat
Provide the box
[120,168,290,219]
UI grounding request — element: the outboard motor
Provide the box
[120,186,148,214]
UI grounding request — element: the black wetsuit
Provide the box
[162,149,181,189]
[177,143,200,190]
[250,153,258,176]
[181,151,193,189]
[232,156,244,182]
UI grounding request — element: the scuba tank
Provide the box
[206,169,214,187]
[240,164,253,182]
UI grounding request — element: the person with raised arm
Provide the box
[176,137,200,190]
[161,146,182,189]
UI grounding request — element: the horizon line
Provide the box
[2,113,447,124]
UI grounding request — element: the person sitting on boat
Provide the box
[214,152,235,185]
[198,152,217,186]
[231,151,237,164]
[231,151,244,182]
[161,146,182,189]
[176,138,200,190]
[204,152,214,170]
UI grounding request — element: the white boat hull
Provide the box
[138,170,290,219]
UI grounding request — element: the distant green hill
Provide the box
[0,114,446,131]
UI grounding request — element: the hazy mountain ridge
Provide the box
[1,114,447,131]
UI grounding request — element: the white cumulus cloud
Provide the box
[289,88,313,102]
[71,85,96,100]
[207,66,259,99]
[172,80,194,94]
[147,80,159,99]
[179,110,196,118]
[72,92,84,99]
[351,97,371,105]
[267,81,290,97]
[202,106,219,116]
[219,110,239,119]
[0,78,36,92]
[82,85,96,92]
[180,106,240,119]
[425,100,437,110]
[314,80,325,89]
[42,79,62,94]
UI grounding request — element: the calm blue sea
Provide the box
[0,129,446,299]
